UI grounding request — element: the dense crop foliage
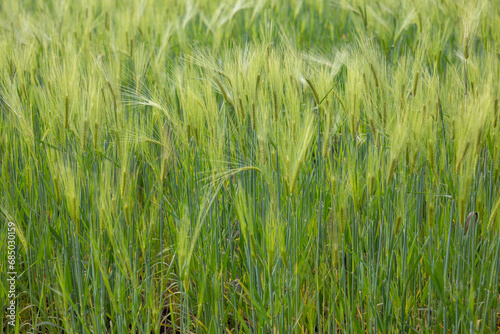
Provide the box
[1,0,499,332]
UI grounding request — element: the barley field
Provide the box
[1,0,499,333]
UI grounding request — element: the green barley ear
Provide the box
[70,194,79,226]
[427,140,435,175]
[115,129,122,160]
[494,98,498,128]
[214,77,233,107]
[399,83,406,111]
[259,138,266,166]
[412,71,419,97]
[367,173,375,197]
[382,100,387,128]
[251,103,256,130]
[464,35,470,60]
[474,127,483,157]
[186,124,191,142]
[362,72,369,94]
[54,177,62,203]
[405,143,410,167]
[160,156,168,181]
[193,127,199,145]
[455,141,470,173]
[428,203,435,229]
[82,118,89,151]
[395,215,402,234]
[451,119,455,140]
[339,205,346,234]
[369,63,379,90]
[64,94,69,129]
[487,197,500,231]
[273,91,278,121]
[105,11,109,31]
[124,204,131,225]
[386,158,397,187]
[238,96,245,120]
[369,118,377,144]
[305,78,320,106]
[107,80,117,110]
[255,74,261,94]
[120,169,127,197]
[93,121,99,150]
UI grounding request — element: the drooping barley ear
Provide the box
[54,177,62,203]
[474,127,483,157]
[427,140,435,175]
[399,83,406,111]
[395,215,402,234]
[117,110,124,129]
[382,100,387,128]
[266,46,271,71]
[259,138,266,165]
[82,118,89,151]
[386,158,397,186]
[464,35,470,60]
[273,91,279,121]
[193,127,199,145]
[115,129,122,160]
[70,194,78,225]
[322,129,330,159]
[285,155,290,180]
[214,77,233,107]
[429,203,435,229]
[124,204,131,225]
[405,144,410,167]
[339,205,346,234]
[107,80,117,111]
[305,78,320,106]
[105,12,109,31]
[455,141,470,173]
[369,63,379,90]
[64,94,69,129]
[459,197,466,225]
[238,96,245,120]
[289,74,297,91]
[186,124,191,142]
[93,121,99,150]
[255,74,261,94]
[412,71,419,97]
[451,119,455,140]
[494,98,498,128]
[160,156,168,181]
[362,73,369,94]
[111,196,117,216]
[101,88,107,104]
[120,169,127,197]
[435,101,439,121]
[368,173,375,197]
[487,197,500,230]
[421,104,426,127]
[369,118,377,144]
[251,103,256,130]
